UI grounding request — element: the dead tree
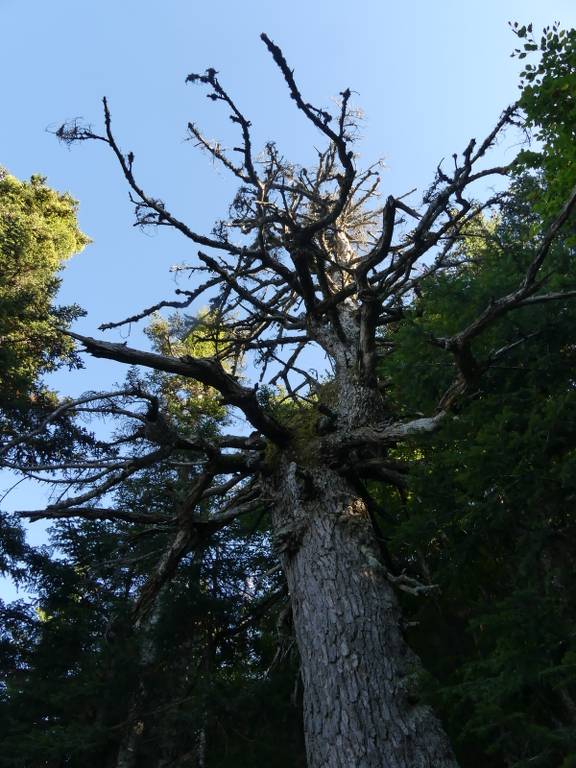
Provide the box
[10,34,576,768]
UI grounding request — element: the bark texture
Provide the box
[272,461,458,768]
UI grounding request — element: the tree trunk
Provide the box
[271,461,459,768]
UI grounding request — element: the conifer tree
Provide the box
[0,169,90,477]
[0,169,88,409]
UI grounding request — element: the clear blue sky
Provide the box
[1,0,575,593]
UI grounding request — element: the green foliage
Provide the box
[0,340,302,767]
[512,22,576,222]
[0,462,302,766]
[0,169,89,407]
[375,32,576,758]
[378,167,576,767]
[145,311,229,424]
[264,393,320,467]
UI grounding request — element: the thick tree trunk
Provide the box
[271,462,458,768]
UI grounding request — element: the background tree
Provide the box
[0,169,92,492]
[1,320,304,767]
[0,169,92,622]
[379,174,576,768]
[3,28,576,768]
[0,169,88,409]
[372,26,576,768]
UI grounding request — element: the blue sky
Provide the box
[1,0,575,593]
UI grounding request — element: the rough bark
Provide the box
[271,460,458,768]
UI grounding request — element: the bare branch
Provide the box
[447,181,576,348]
[18,447,171,516]
[66,332,291,445]
[261,34,356,239]
[22,507,172,525]
[98,277,221,331]
[185,68,260,186]
[516,289,576,307]
[329,413,447,452]
[133,474,268,624]
[100,96,244,254]
[0,389,146,459]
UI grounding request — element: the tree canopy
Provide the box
[0,170,88,408]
